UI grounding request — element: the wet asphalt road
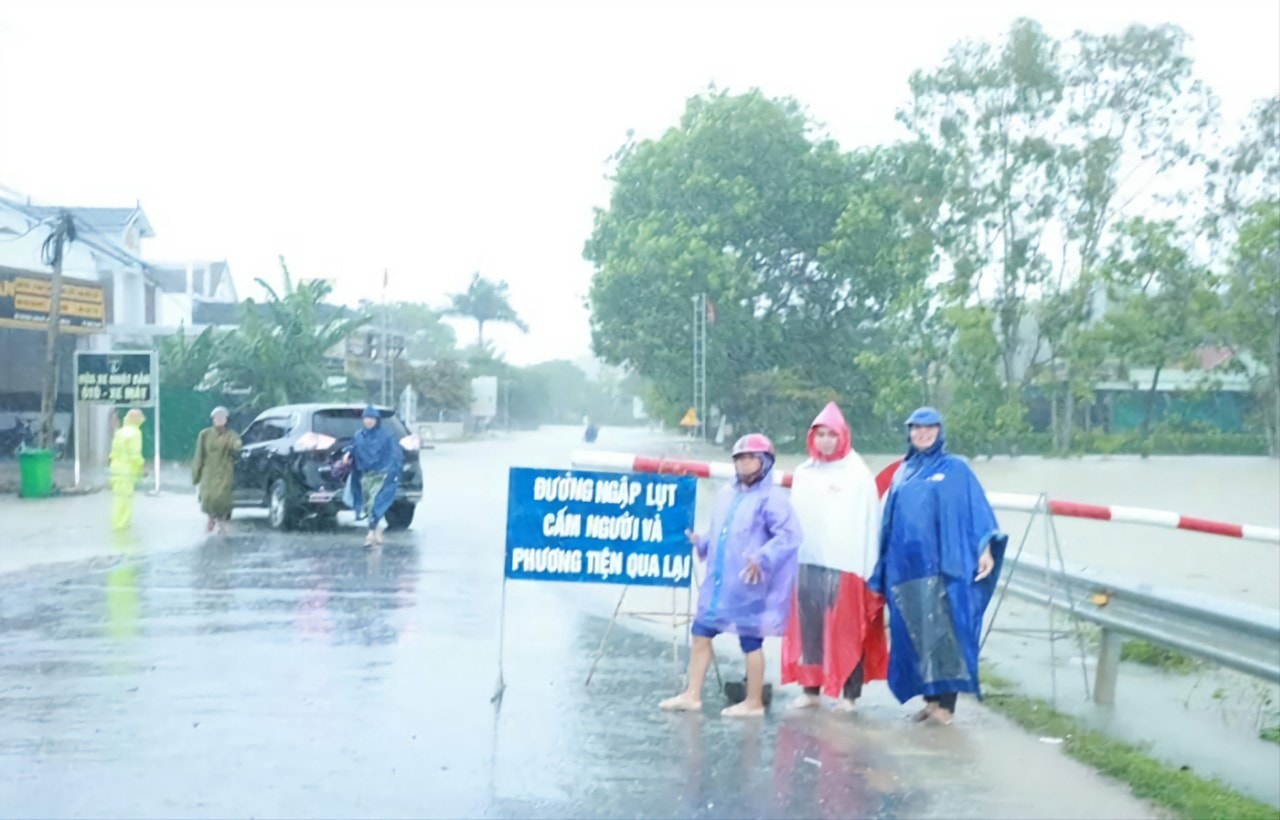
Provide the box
[0,427,1153,819]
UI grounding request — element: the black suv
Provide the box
[232,403,424,531]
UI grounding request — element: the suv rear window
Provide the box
[312,409,409,441]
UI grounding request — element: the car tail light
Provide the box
[295,432,337,452]
[399,434,421,451]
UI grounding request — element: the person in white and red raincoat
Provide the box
[781,401,889,711]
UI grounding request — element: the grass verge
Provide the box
[1119,640,1201,674]
[1261,726,1280,746]
[980,664,1278,819]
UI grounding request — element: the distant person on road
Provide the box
[192,406,242,535]
[868,407,1007,725]
[781,402,888,713]
[661,433,802,718]
[109,409,147,531]
[583,417,599,443]
[344,405,403,547]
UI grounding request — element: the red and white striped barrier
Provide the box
[572,450,796,487]
[569,449,1280,544]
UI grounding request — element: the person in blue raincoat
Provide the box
[342,406,403,547]
[868,407,1007,725]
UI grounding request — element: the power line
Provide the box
[0,217,54,242]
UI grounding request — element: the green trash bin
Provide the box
[18,448,54,499]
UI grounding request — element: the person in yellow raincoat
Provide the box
[109,409,146,531]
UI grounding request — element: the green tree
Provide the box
[216,256,369,414]
[359,300,458,362]
[159,322,221,390]
[1217,200,1280,455]
[445,272,528,347]
[900,18,1065,399]
[902,20,1213,450]
[854,282,951,434]
[586,89,927,436]
[733,368,841,448]
[398,357,472,420]
[523,360,632,425]
[943,305,1011,455]
[1045,23,1212,448]
[457,345,551,429]
[1096,219,1217,438]
[823,141,947,441]
[1208,96,1279,241]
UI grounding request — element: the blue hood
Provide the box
[362,405,381,422]
[904,406,946,459]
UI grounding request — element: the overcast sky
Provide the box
[1,0,1276,365]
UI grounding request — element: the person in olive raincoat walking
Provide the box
[192,406,242,534]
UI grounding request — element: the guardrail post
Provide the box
[1094,628,1122,705]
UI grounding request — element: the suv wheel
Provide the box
[268,478,297,531]
[383,501,415,531]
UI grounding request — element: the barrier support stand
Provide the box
[490,576,508,705]
[585,584,694,687]
[982,492,1093,706]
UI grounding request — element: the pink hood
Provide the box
[806,401,852,462]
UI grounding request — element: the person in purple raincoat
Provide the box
[661,433,803,717]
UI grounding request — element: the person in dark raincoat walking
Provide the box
[343,405,403,547]
[868,407,1007,725]
[192,406,242,534]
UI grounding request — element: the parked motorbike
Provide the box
[0,418,35,458]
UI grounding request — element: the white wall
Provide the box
[157,291,194,328]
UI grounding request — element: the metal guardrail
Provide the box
[1000,559,1280,703]
[568,450,1280,703]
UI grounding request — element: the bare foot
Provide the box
[205,517,215,534]
[928,708,954,726]
[787,694,820,711]
[912,704,935,722]
[832,697,858,714]
[722,701,766,718]
[364,531,376,547]
[373,529,384,545]
[659,693,702,712]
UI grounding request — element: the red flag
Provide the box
[706,298,716,324]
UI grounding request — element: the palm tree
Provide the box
[445,272,528,347]
[159,322,220,390]
[216,256,370,412]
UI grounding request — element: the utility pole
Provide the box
[692,293,707,441]
[39,211,76,450]
[381,268,390,407]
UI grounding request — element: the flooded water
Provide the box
[752,451,1280,609]
[935,455,1277,609]
[0,426,1164,819]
